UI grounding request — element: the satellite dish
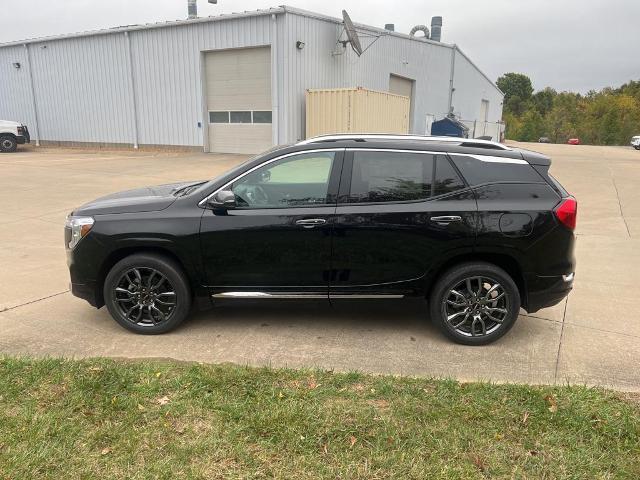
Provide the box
[342,10,363,56]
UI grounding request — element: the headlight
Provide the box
[64,215,94,250]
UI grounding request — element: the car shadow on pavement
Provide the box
[186,298,436,335]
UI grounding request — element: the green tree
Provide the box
[532,88,556,116]
[496,73,534,103]
[499,72,640,145]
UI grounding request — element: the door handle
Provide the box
[296,218,327,229]
[430,215,462,225]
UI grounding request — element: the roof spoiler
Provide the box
[518,149,551,167]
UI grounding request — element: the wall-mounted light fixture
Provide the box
[12,62,21,69]
[296,41,305,50]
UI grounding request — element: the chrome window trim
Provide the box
[347,148,441,155]
[346,148,527,165]
[198,148,344,208]
[462,154,528,165]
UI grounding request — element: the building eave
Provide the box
[0,7,285,48]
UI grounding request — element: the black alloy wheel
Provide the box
[430,262,520,345]
[104,254,191,334]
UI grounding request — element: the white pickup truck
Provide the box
[632,136,640,151]
[0,120,30,152]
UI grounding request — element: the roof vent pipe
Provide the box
[187,0,197,19]
[384,23,395,32]
[409,25,430,39]
[430,16,443,42]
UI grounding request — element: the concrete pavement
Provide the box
[1,143,639,391]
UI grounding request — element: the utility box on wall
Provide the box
[305,87,410,138]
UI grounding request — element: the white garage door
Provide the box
[205,47,272,154]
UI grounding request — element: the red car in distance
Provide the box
[567,138,580,145]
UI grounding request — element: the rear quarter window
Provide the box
[449,154,542,185]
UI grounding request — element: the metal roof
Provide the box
[0,5,502,96]
[0,7,285,48]
[0,5,453,49]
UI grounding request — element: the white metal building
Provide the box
[0,6,504,154]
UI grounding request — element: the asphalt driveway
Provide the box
[1,143,639,391]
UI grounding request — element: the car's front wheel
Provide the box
[103,253,191,334]
[0,135,17,153]
[634,145,640,151]
[429,262,520,345]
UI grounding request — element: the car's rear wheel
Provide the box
[103,254,191,334]
[0,135,17,153]
[429,262,520,345]
[634,146,640,150]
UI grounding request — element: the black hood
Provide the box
[73,181,203,216]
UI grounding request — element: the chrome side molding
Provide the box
[330,294,404,299]
[212,292,326,299]
[212,292,405,299]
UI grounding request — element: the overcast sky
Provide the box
[2,0,639,93]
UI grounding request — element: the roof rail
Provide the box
[297,134,510,150]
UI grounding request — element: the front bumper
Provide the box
[16,125,30,144]
[525,272,574,313]
[70,281,100,307]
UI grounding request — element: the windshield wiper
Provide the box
[172,182,206,197]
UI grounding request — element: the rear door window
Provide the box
[434,156,466,196]
[344,151,434,203]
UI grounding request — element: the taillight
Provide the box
[554,196,577,231]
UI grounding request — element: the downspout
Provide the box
[448,44,457,115]
[24,44,41,146]
[124,31,140,149]
[271,13,280,145]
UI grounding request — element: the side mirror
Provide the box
[207,190,237,209]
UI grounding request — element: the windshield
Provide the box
[191,144,293,196]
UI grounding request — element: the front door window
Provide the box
[231,152,335,208]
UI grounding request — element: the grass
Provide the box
[0,358,638,479]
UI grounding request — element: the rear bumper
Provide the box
[524,272,574,313]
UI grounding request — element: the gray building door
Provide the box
[205,47,272,154]
[389,74,414,130]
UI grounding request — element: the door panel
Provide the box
[200,206,335,290]
[199,150,343,293]
[330,150,476,296]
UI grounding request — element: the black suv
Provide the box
[65,135,576,345]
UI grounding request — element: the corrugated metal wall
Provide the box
[0,8,502,149]
[451,48,504,125]
[0,14,273,147]
[130,16,272,147]
[0,45,36,131]
[280,11,461,141]
[28,34,135,144]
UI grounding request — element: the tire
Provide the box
[429,262,521,346]
[0,135,17,153]
[634,146,640,151]
[103,253,191,334]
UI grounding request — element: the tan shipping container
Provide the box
[305,87,410,138]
